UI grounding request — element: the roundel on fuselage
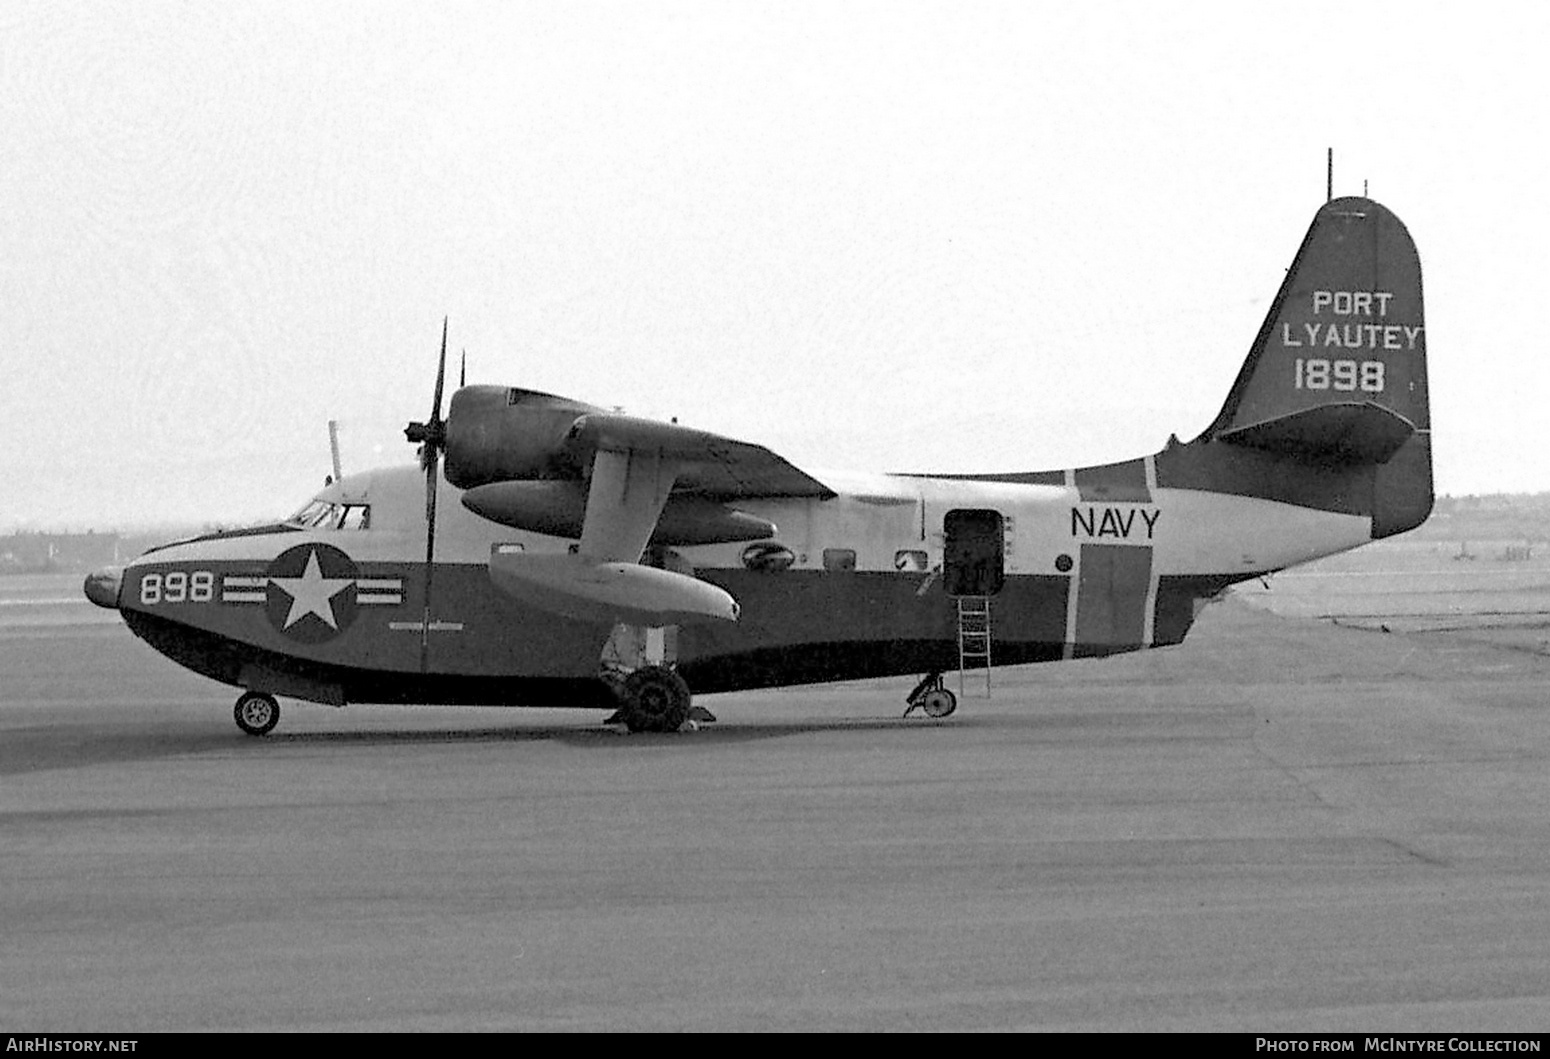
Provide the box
[264,543,360,643]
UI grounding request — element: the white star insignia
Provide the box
[269,550,354,629]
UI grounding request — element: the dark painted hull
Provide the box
[125,609,621,709]
[123,568,1242,706]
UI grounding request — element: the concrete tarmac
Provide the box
[3,600,1550,1031]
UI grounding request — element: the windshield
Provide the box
[287,500,371,530]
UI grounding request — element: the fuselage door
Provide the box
[943,508,1005,596]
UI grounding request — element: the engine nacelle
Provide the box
[443,386,605,490]
[462,480,777,545]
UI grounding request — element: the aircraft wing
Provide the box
[565,413,837,501]
[451,391,834,625]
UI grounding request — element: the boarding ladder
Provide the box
[956,596,992,698]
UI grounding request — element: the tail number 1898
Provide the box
[1294,358,1385,393]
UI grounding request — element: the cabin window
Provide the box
[894,549,929,572]
[822,548,857,572]
[337,505,370,530]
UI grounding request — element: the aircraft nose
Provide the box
[83,566,123,609]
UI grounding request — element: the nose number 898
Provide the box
[140,571,216,605]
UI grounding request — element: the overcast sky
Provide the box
[4,0,1546,531]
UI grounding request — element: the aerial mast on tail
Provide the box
[1327,148,1371,201]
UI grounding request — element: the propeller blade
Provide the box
[403,318,452,672]
[422,447,439,670]
[424,450,440,528]
[431,317,447,422]
[417,318,450,473]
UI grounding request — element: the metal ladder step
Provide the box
[956,596,992,698]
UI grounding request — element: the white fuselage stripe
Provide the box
[1062,557,1079,658]
[1141,572,1159,647]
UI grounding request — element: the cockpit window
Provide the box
[288,501,371,530]
[290,500,334,528]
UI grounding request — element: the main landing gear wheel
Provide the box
[621,666,692,733]
[234,692,280,737]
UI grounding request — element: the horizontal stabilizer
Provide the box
[1217,401,1416,467]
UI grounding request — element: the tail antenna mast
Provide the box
[1327,147,1333,203]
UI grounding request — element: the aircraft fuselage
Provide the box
[106,456,1371,709]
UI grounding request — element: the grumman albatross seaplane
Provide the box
[85,196,1431,736]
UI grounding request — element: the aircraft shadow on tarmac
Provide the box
[262,712,973,750]
[0,711,992,775]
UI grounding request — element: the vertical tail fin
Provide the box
[1198,197,1432,537]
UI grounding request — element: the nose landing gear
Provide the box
[234,691,280,736]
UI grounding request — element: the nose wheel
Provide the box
[234,692,280,736]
